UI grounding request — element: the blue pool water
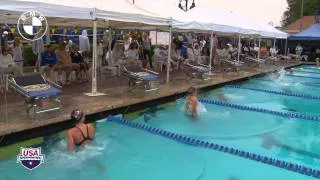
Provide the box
[0,121,315,180]
[1,64,320,179]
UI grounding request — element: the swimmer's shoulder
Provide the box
[190,96,198,101]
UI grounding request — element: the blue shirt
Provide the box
[180,38,189,58]
[41,51,57,66]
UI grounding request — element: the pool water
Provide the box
[201,87,320,116]
[0,121,315,180]
[1,64,320,180]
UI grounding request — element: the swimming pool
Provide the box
[1,64,320,180]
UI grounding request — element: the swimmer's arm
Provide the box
[67,130,74,152]
[191,98,198,117]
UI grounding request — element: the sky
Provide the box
[35,0,288,26]
[201,0,288,26]
[134,0,288,27]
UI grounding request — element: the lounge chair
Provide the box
[183,62,212,81]
[121,65,160,93]
[244,55,266,65]
[8,73,62,119]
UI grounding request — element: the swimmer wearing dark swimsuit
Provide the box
[67,109,95,152]
[74,125,94,147]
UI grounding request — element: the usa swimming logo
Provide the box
[17,147,45,170]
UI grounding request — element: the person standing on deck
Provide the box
[211,34,218,67]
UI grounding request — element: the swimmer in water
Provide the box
[185,87,198,118]
[67,109,95,152]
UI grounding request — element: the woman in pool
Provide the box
[67,109,95,152]
[185,87,198,118]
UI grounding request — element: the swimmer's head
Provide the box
[71,109,84,123]
[187,87,197,95]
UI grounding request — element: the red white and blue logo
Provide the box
[17,147,45,170]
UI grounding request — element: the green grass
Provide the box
[0,137,43,160]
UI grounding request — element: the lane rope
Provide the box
[107,115,320,179]
[226,85,320,101]
[293,69,320,75]
[250,78,320,88]
[286,74,320,80]
[198,98,320,122]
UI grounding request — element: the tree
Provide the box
[282,0,320,27]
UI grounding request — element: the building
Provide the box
[284,16,317,34]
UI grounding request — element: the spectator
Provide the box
[0,48,22,76]
[126,43,138,61]
[138,45,147,68]
[1,31,8,53]
[70,45,89,81]
[38,44,57,78]
[211,34,218,66]
[55,42,80,84]
[180,35,189,59]
[12,38,24,75]
[170,42,183,70]
[142,33,153,68]
[97,40,103,68]
[295,43,303,56]
[79,29,90,61]
[110,43,125,66]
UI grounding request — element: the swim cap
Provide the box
[71,109,83,122]
[188,87,196,94]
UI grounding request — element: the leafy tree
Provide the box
[282,0,320,27]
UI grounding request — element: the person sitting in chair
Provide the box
[0,48,22,76]
[55,42,80,84]
[70,45,89,81]
[37,44,57,78]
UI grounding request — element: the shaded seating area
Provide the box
[288,24,320,62]
[8,73,62,119]
[121,65,160,93]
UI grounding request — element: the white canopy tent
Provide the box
[0,0,171,95]
[0,0,288,88]
[133,1,287,39]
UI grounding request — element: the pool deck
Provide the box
[0,62,308,139]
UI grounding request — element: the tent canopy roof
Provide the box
[0,0,287,38]
[0,0,169,28]
[288,23,320,40]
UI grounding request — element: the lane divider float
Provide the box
[107,115,320,179]
[198,98,320,122]
[226,85,320,100]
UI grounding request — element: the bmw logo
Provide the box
[17,11,48,41]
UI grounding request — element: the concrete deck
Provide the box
[0,62,303,137]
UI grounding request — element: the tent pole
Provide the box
[273,38,276,57]
[237,34,241,63]
[155,30,158,45]
[108,27,112,66]
[209,31,213,73]
[85,8,105,96]
[258,36,261,59]
[285,37,288,56]
[233,35,235,46]
[166,19,172,84]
